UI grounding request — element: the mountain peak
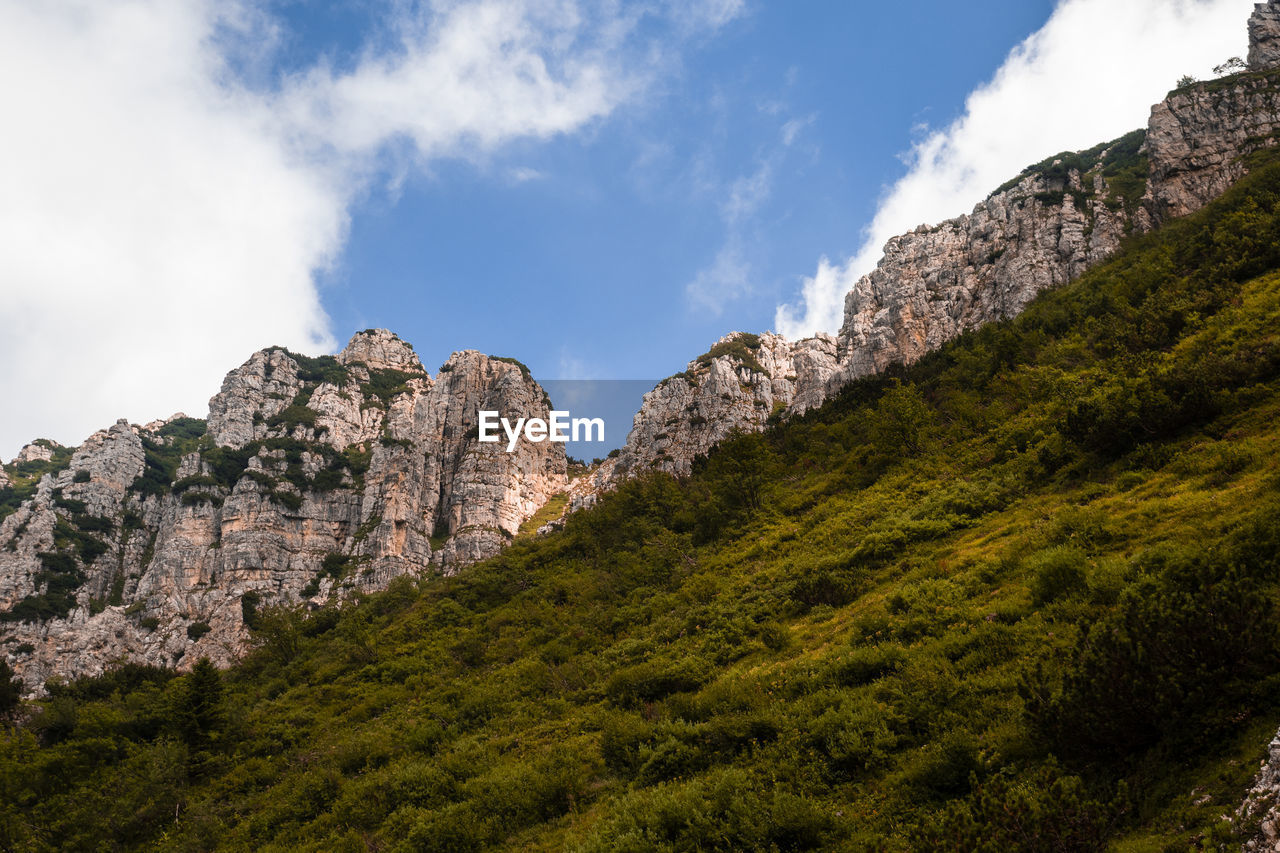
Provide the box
[337,328,425,373]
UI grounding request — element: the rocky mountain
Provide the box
[594,0,1280,486]
[7,0,1280,695]
[593,332,837,487]
[0,331,566,688]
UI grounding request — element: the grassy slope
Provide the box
[5,162,1280,851]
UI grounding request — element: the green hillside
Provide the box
[5,157,1280,852]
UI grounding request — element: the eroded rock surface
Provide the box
[1,331,565,690]
[1250,0,1280,72]
[1238,729,1280,850]
[602,332,837,483]
[1145,68,1280,221]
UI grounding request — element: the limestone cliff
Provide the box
[828,1,1280,394]
[600,332,837,484]
[1145,69,1280,222]
[1250,0,1280,71]
[829,134,1147,391]
[0,331,565,689]
[598,1,1280,487]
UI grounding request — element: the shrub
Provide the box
[812,695,902,778]
[1026,546,1278,758]
[866,382,935,456]
[912,765,1117,851]
[696,334,767,375]
[575,768,833,852]
[1028,546,1088,605]
[605,661,706,708]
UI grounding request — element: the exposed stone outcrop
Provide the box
[338,327,427,373]
[1238,728,1280,850]
[602,332,837,483]
[0,331,565,690]
[1145,67,1280,221]
[14,442,58,465]
[829,150,1143,392]
[1250,0,1280,71]
[206,348,307,449]
[826,58,1280,397]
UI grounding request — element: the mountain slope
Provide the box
[4,143,1280,851]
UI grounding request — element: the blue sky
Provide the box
[0,0,1256,458]
[317,2,1057,382]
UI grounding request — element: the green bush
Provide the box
[1028,546,1088,605]
[605,661,706,708]
[1027,546,1278,758]
[912,765,1117,852]
[575,769,833,852]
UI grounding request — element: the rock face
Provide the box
[1145,68,1280,221]
[601,332,837,484]
[1250,0,1280,71]
[0,331,565,690]
[829,60,1280,392]
[14,442,59,465]
[829,140,1145,391]
[1238,728,1280,850]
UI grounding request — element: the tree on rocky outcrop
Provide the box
[1214,56,1247,76]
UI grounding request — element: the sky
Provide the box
[0,0,1257,460]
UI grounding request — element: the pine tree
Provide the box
[0,660,20,721]
[172,657,224,749]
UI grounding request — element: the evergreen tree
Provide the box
[172,657,224,749]
[0,659,20,721]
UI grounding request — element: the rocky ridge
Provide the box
[595,0,1280,488]
[592,333,836,488]
[8,0,1280,696]
[828,2,1280,396]
[1,330,566,689]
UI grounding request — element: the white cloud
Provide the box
[780,114,814,147]
[721,160,773,223]
[776,0,1255,339]
[0,0,743,459]
[0,0,344,460]
[685,238,752,313]
[667,0,746,35]
[278,0,633,161]
[508,166,545,183]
